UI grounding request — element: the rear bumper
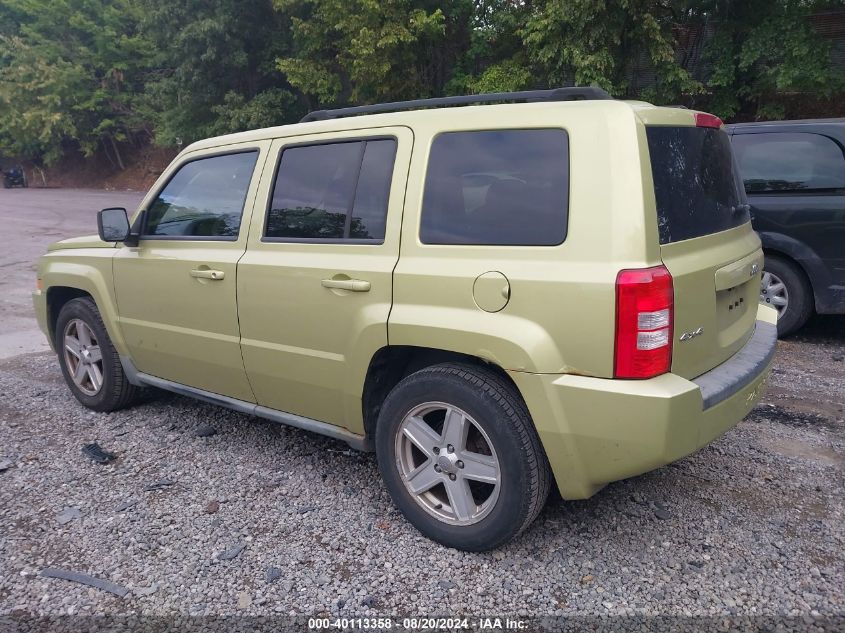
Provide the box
[509,304,778,500]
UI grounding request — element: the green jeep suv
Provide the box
[34,88,777,551]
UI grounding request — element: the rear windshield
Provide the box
[647,126,747,244]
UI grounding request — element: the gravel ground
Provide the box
[0,317,843,628]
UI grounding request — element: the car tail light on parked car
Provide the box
[615,266,674,379]
[694,112,723,129]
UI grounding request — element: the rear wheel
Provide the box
[376,363,551,551]
[56,297,140,412]
[760,254,813,337]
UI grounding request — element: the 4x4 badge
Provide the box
[750,263,759,276]
[679,327,703,342]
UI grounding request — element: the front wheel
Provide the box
[55,297,140,412]
[376,363,551,551]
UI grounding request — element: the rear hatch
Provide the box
[646,120,763,379]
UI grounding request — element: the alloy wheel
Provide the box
[760,270,789,318]
[63,319,104,396]
[395,402,501,526]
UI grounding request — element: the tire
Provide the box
[55,297,140,412]
[761,254,813,337]
[375,363,552,551]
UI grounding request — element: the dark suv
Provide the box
[727,119,845,336]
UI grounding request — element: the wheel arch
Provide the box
[41,260,127,355]
[47,286,93,346]
[361,345,521,440]
[759,231,828,312]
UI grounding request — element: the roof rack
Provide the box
[300,86,612,123]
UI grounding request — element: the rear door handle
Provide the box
[321,278,371,292]
[190,269,225,280]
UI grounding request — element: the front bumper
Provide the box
[509,305,778,500]
[32,289,53,351]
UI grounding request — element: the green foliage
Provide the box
[467,59,533,94]
[697,0,845,119]
[522,0,703,101]
[138,0,298,145]
[0,0,149,164]
[0,0,842,166]
[445,0,531,95]
[275,0,446,106]
[0,36,79,164]
[209,89,300,138]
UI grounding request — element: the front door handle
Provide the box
[321,278,371,292]
[190,269,225,280]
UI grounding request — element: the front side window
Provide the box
[420,129,569,246]
[731,132,845,194]
[145,151,258,238]
[265,138,397,241]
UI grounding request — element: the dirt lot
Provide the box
[0,189,842,628]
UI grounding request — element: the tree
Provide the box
[521,0,702,102]
[0,36,78,166]
[2,0,843,173]
[0,0,150,167]
[138,0,300,146]
[694,0,845,119]
[446,0,533,94]
[274,0,447,107]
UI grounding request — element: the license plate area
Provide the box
[715,277,757,346]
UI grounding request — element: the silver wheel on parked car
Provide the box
[63,318,104,396]
[395,401,501,526]
[760,270,789,317]
[377,364,551,551]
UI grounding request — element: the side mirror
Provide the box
[97,208,130,242]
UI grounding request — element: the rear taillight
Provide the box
[695,112,723,128]
[614,266,674,379]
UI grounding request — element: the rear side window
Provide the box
[145,151,258,238]
[420,129,569,246]
[731,132,845,193]
[647,126,745,244]
[265,139,397,241]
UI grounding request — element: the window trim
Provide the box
[418,127,571,247]
[261,135,398,245]
[141,148,261,242]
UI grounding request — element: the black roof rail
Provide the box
[300,86,612,123]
